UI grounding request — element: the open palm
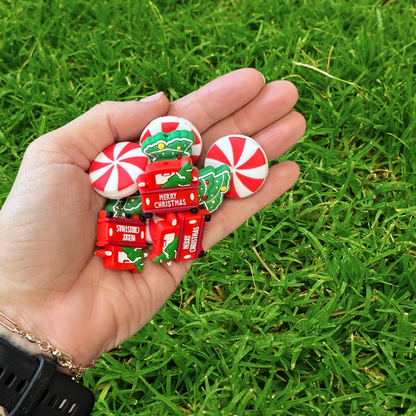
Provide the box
[0,69,305,368]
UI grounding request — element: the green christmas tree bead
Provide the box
[122,247,144,272]
[141,130,195,162]
[104,199,126,217]
[153,236,179,263]
[198,165,231,213]
[122,191,143,215]
[161,159,193,189]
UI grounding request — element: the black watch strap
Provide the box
[0,338,95,416]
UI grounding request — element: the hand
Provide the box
[0,69,305,368]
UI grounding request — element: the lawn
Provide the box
[0,0,415,415]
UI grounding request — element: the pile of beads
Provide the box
[90,117,268,272]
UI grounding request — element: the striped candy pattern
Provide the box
[89,142,148,199]
[204,135,268,198]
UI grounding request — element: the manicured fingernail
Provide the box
[140,92,164,103]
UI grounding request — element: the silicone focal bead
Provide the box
[140,116,202,164]
[137,157,199,216]
[89,142,148,199]
[148,210,210,263]
[197,165,231,213]
[95,211,147,272]
[141,130,195,162]
[204,135,268,198]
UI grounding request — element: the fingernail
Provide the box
[140,92,164,103]
[260,73,266,84]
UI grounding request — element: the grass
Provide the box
[1,0,416,414]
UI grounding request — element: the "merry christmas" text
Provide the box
[153,192,187,209]
[182,227,200,252]
[116,225,141,233]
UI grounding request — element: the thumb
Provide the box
[29,92,169,170]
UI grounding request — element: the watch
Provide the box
[0,337,95,416]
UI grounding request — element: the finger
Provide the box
[33,93,170,170]
[168,69,265,134]
[199,81,299,161]
[254,111,306,160]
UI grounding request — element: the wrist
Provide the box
[0,312,85,378]
[0,311,43,357]
[0,313,69,376]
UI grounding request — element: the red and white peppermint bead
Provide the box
[204,135,268,198]
[89,142,148,199]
